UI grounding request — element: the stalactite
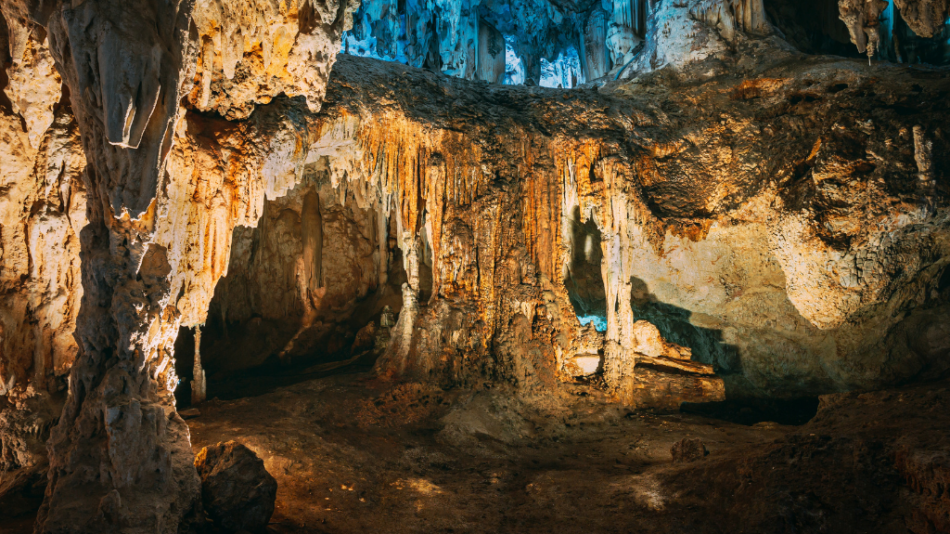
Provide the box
[583,8,609,80]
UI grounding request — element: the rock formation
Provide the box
[0,0,946,532]
[0,0,355,531]
[193,440,277,533]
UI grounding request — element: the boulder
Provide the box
[194,441,277,533]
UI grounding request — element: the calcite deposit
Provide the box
[0,0,947,533]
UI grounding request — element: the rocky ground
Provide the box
[3,364,948,533]
[184,372,949,533]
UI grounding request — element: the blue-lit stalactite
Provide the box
[874,10,950,65]
[503,34,526,85]
[339,0,630,88]
[540,46,583,88]
[341,0,950,88]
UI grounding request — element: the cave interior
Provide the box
[0,0,949,533]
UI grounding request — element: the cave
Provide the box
[1,1,950,534]
[565,207,608,332]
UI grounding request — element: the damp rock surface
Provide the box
[194,441,278,534]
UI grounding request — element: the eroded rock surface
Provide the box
[0,1,946,532]
[159,50,950,409]
[310,54,949,400]
[3,1,355,532]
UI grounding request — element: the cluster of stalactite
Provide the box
[343,0,950,88]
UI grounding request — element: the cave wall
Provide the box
[0,0,355,531]
[311,53,950,401]
[0,0,946,531]
[0,8,85,474]
[197,171,408,376]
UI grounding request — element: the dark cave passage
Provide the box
[174,183,411,404]
[565,207,607,332]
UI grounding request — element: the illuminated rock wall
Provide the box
[192,54,949,406]
[0,0,355,531]
[0,0,947,531]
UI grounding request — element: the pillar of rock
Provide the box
[16,1,357,531]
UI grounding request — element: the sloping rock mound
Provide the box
[194,441,278,533]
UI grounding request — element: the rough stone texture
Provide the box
[0,1,356,532]
[0,9,84,480]
[893,0,950,38]
[161,49,950,408]
[1,3,61,148]
[200,175,402,374]
[0,1,946,531]
[344,0,586,84]
[0,388,58,472]
[838,0,950,57]
[0,78,85,399]
[315,54,949,401]
[188,0,358,119]
[671,437,709,462]
[194,440,277,533]
[838,0,889,57]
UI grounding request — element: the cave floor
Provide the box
[3,373,946,533]
[188,372,779,533]
[186,372,950,534]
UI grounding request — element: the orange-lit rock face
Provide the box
[7,1,356,532]
[307,56,948,401]
[166,55,948,407]
[187,0,357,119]
[0,106,86,396]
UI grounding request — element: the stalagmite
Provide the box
[190,326,206,405]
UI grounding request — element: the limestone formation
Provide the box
[179,52,948,406]
[0,1,356,532]
[838,0,889,57]
[689,0,770,41]
[0,82,84,400]
[1,5,61,148]
[893,0,950,38]
[0,1,947,532]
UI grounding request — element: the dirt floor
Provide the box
[4,370,947,533]
[183,372,950,534]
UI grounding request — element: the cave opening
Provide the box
[565,207,607,332]
[173,185,410,404]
